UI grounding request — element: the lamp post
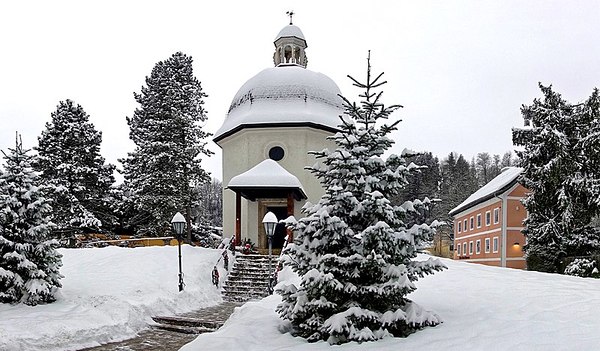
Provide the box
[171,212,186,292]
[262,211,277,294]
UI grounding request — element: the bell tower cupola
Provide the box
[273,11,308,68]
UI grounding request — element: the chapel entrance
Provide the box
[257,199,292,253]
[266,206,288,249]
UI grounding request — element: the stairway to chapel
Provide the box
[222,254,275,302]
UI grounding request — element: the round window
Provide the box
[268,146,285,161]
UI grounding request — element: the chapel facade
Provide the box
[213,20,343,251]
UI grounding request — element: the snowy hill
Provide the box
[2,247,600,350]
[182,256,600,351]
[0,246,224,350]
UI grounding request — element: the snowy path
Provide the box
[78,302,241,351]
[0,246,226,351]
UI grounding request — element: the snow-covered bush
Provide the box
[277,55,446,344]
[564,258,599,278]
[0,136,63,305]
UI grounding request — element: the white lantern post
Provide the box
[262,211,277,294]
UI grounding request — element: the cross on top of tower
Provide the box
[286,10,294,25]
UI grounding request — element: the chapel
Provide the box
[213,18,343,252]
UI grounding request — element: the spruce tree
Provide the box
[0,135,63,305]
[121,52,212,238]
[277,55,446,344]
[513,84,600,272]
[35,100,115,240]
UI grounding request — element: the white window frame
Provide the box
[493,236,499,253]
[469,241,474,255]
[493,208,500,224]
[485,238,491,253]
[476,214,482,228]
[458,221,462,233]
[457,242,462,255]
[485,211,491,226]
[470,216,474,230]
[464,219,468,231]
[476,240,481,254]
[463,242,467,255]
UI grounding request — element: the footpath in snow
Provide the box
[0,245,225,351]
[181,256,600,351]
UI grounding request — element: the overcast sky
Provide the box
[2,1,600,181]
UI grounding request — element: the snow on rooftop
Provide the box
[274,24,305,41]
[214,66,343,141]
[228,159,305,190]
[449,166,523,216]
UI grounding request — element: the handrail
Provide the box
[212,238,234,288]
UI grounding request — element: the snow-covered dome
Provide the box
[214,65,343,142]
[275,25,305,42]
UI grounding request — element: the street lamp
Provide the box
[171,212,186,292]
[262,211,277,294]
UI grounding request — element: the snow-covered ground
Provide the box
[0,245,225,351]
[182,255,600,351]
[3,247,600,351]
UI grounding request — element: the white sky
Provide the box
[2,0,600,181]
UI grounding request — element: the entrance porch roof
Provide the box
[227,159,307,201]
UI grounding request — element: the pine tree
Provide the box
[513,84,600,272]
[277,54,446,344]
[193,178,223,228]
[0,135,63,305]
[500,151,514,168]
[121,52,212,238]
[392,152,441,217]
[34,100,115,240]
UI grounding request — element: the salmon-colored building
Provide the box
[449,167,528,269]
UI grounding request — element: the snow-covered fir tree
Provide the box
[192,178,223,228]
[0,135,62,305]
[34,100,115,240]
[513,85,600,272]
[277,55,446,344]
[121,52,212,239]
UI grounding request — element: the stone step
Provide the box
[223,295,263,302]
[227,274,271,280]
[230,269,271,276]
[152,323,216,334]
[235,254,269,260]
[224,280,270,287]
[151,316,221,329]
[233,262,275,269]
[222,287,270,295]
[222,288,270,296]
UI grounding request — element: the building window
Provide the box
[485,211,491,226]
[476,240,481,254]
[485,238,491,253]
[469,241,474,255]
[477,214,482,228]
[457,243,462,255]
[470,217,474,230]
[463,242,467,255]
[493,236,499,253]
[464,219,468,231]
[458,221,462,233]
[268,146,285,161]
[493,208,500,224]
